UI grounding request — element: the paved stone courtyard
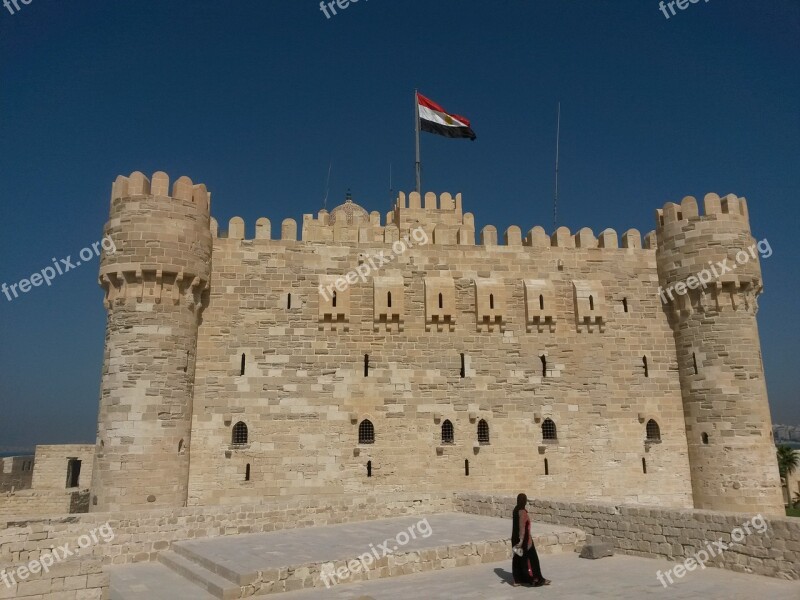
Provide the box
[278,552,800,600]
[108,513,800,600]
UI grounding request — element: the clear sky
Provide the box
[0,0,798,450]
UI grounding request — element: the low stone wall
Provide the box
[454,493,800,580]
[236,527,584,595]
[0,492,452,600]
[0,489,88,520]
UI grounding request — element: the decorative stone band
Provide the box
[99,269,208,312]
[661,279,762,320]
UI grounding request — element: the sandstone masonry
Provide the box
[87,171,783,516]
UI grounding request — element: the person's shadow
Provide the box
[493,567,515,585]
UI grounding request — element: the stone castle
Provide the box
[88,170,785,515]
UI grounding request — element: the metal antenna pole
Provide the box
[323,159,332,210]
[554,102,561,229]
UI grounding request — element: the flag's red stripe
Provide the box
[417,92,472,127]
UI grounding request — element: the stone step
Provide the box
[158,550,242,599]
[172,540,257,586]
[108,562,218,600]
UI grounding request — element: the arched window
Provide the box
[542,418,557,441]
[701,432,709,445]
[642,356,649,378]
[359,419,375,444]
[539,294,544,310]
[540,355,547,378]
[387,291,392,308]
[245,463,251,481]
[646,419,661,442]
[489,294,495,309]
[438,293,443,309]
[332,291,337,308]
[232,422,248,445]
[442,420,454,444]
[240,353,246,376]
[477,419,490,444]
[589,295,594,310]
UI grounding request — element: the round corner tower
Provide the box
[655,193,783,515]
[89,171,212,512]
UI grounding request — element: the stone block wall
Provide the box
[454,492,800,580]
[0,446,94,520]
[189,220,693,508]
[0,456,33,493]
[31,445,93,491]
[0,490,76,520]
[0,492,451,599]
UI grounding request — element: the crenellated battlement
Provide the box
[394,191,463,212]
[656,193,749,231]
[211,190,657,251]
[98,171,213,312]
[110,171,211,211]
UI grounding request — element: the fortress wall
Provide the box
[30,445,94,491]
[0,492,450,599]
[0,490,87,520]
[188,235,692,508]
[456,493,800,580]
[0,446,93,520]
[0,457,33,493]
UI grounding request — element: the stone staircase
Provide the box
[109,514,585,599]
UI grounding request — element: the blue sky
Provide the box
[0,0,798,449]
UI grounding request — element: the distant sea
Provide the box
[0,451,34,458]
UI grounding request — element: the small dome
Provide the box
[328,190,369,226]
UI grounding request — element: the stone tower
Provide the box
[89,171,212,512]
[656,193,783,514]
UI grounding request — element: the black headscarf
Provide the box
[511,493,527,546]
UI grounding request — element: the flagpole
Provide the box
[414,89,421,194]
[553,101,561,229]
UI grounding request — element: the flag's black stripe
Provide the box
[420,119,477,141]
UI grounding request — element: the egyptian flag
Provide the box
[417,92,476,141]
